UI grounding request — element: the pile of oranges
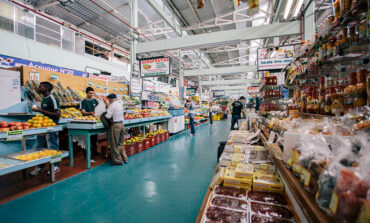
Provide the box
[28,114,56,128]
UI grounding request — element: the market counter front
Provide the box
[66,116,171,169]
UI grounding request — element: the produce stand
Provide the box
[0,126,67,183]
[66,116,171,169]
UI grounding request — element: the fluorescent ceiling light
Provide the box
[293,0,304,17]
[284,0,294,19]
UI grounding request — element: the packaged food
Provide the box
[213,186,247,199]
[235,163,254,179]
[247,149,269,163]
[210,167,225,189]
[211,195,249,211]
[248,191,288,206]
[254,163,276,172]
[205,206,248,222]
[250,214,293,223]
[253,175,284,194]
[219,153,232,167]
[251,202,294,220]
[224,168,253,190]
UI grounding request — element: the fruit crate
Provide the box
[154,134,161,144]
[135,141,143,153]
[165,131,169,141]
[143,138,150,150]
[125,143,135,157]
[149,136,156,147]
[160,133,165,143]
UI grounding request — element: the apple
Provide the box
[23,126,29,130]
[8,122,15,126]
[22,122,29,126]
[15,122,22,126]
[0,123,8,128]
[3,128,9,132]
[10,126,17,131]
[17,126,23,130]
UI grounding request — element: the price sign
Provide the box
[268,131,276,144]
[7,130,23,141]
[95,123,104,128]
[50,154,62,164]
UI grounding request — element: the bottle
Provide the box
[325,88,332,115]
[344,72,357,110]
[334,0,341,19]
[319,93,326,115]
[354,69,368,107]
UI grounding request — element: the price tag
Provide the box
[7,130,23,141]
[50,154,62,164]
[95,123,104,128]
[268,131,276,144]
[47,127,54,131]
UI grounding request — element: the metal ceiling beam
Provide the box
[184,65,257,77]
[145,0,211,68]
[137,21,300,54]
[35,1,59,10]
[202,79,258,86]
[145,0,181,36]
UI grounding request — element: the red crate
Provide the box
[148,136,155,147]
[165,131,169,141]
[155,134,161,144]
[136,141,143,153]
[160,133,165,142]
[143,138,150,150]
[125,143,135,157]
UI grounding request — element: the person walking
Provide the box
[209,102,213,124]
[186,97,196,136]
[80,87,100,157]
[105,94,128,165]
[230,96,246,130]
[30,82,61,175]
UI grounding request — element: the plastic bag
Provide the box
[94,98,107,117]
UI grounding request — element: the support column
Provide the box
[178,49,184,100]
[304,0,315,41]
[198,57,202,102]
[130,0,138,96]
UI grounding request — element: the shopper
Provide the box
[30,82,61,176]
[105,94,128,165]
[80,87,100,157]
[186,97,196,136]
[230,96,246,130]
[209,102,213,124]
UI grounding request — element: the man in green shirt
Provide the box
[80,87,100,156]
[30,82,61,176]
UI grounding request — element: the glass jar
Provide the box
[344,72,357,110]
[325,89,332,115]
[334,0,341,19]
[354,69,368,107]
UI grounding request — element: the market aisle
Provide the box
[0,120,230,223]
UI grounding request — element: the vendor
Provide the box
[30,82,61,176]
[185,97,196,136]
[105,94,128,165]
[209,102,213,125]
[230,96,246,130]
[80,87,100,157]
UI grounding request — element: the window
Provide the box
[62,27,74,51]
[75,33,84,54]
[170,78,177,88]
[0,1,14,33]
[15,7,34,39]
[36,16,61,47]
[85,41,109,60]
[157,76,169,83]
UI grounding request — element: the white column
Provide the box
[198,58,202,102]
[178,49,184,99]
[130,0,138,95]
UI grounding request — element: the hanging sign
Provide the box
[257,46,295,71]
[140,57,170,77]
[89,74,109,81]
[186,88,196,96]
[248,86,259,94]
[7,130,23,141]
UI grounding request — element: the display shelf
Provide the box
[0,126,63,140]
[0,149,69,176]
[260,132,335,223]
[299,113,334,118]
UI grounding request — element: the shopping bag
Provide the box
[94,99,107,117]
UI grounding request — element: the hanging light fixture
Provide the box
[283,0,294,19]
[293,0,304,17]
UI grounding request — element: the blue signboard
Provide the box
[0,54,88,77]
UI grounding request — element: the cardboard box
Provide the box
[224,168,252,190]
[254,163,276,172]
[253,177,284,194]
[235,163,254,179]
[210,167,225,189]
[253,169,279,181]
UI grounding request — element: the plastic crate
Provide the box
[165,131,169,141]
[155,134,161,144]
[143,138,150,150]
[149,136,156,147]
[136,141,143,153]
[160,133,165,142]
[125,143,135,157]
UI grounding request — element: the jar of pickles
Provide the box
[344,72,357,109]
[354,69,368,107]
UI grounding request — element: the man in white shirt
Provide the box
[105,94,128,165]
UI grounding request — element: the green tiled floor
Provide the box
[0,120,230,223]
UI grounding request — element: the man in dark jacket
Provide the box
[230,96,246,130]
